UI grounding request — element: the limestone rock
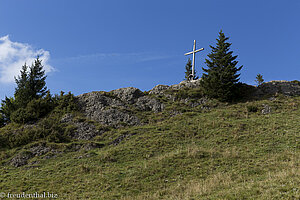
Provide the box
[10,151,34,167]
[170,79,202,90]
[60,113,104,140]
[149,85,170,95]
[76,87,164,128]
[89,108,140,127]
[261,104,272,114]
[135,96,164,112]
[77,91,126,112]
[111,87,145,104]
[255,81,300,97]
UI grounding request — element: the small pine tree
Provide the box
[255,73,264,86]
[184,58,199,81]
[201,30,243,102]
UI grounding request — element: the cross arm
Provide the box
[184,51,193,56]
[194,48,204,53]
[184,48,204,55]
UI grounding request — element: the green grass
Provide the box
[0,95,299,199]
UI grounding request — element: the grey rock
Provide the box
[77,91,126,112]
[169,110,182,117]
[77,91,141,127]
[149,80,202,101]
[170,79,202,90]
[110,87,144,104]
[30,145,51,156]
[76,87,165,128]
[72,122,102,140]
[261,104,272,114]
[94,108,140,127]
[60,113,74,123]
[255,81,300,97]
[135,96,164,112]
[60,114,103,140]
[149,85,170,95]
[10,151,33,167]
[188,97,209,108]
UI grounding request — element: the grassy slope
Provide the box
[0,95,299,199]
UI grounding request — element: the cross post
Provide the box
[184,40,204,80]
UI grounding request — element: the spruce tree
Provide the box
[255,73,264,86]
[201,30,243,102]
[0,97,16,123]
[27,57,48,99]
[184,58,199,81]
[14,57,48,108]
[14,63,29,108]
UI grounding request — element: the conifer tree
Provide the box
[14,57,48,108]
[14,63,29,108]
[255,73,264,86]
[184,58,199,81]
[201,30,243,101]
[0,97,16,123]
[27,57,48,99]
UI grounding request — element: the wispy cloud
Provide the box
[0,35,54,83]
[60,52,177,64]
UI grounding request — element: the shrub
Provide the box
[247,105,258,113]
[10,95,55,124]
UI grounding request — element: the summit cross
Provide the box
[184,40,204,80]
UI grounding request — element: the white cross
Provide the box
[184,40,204,80]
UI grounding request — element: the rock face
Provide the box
[75,80,300,131]
[171,79,202,90]
[111,87,145,104]
[76,87,164,127]
[149,79,202,95]
[61,113,102,140]
[255,81,300,97]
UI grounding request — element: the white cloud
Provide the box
[0,35,53,83]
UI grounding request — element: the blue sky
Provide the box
[0,0,299,100]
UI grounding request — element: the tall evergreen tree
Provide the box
[201,30,243,101]
[14,57,48,108]
[14,63,29,108]
[27,57,48,99]
[184,58,199,81]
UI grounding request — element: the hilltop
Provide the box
[0,80,299,199]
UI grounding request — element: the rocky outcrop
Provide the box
[255,81,300,97]
[76,87,164,127]
[135,96,164,112]
[75,80,300,130]
[149,85,170,95]
[61,113,103,140]
[149,79,202,95]
[170,79,202,90]
[111,87,145,104]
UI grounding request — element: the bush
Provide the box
[247,105,258,113]
[10,95,55,124]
